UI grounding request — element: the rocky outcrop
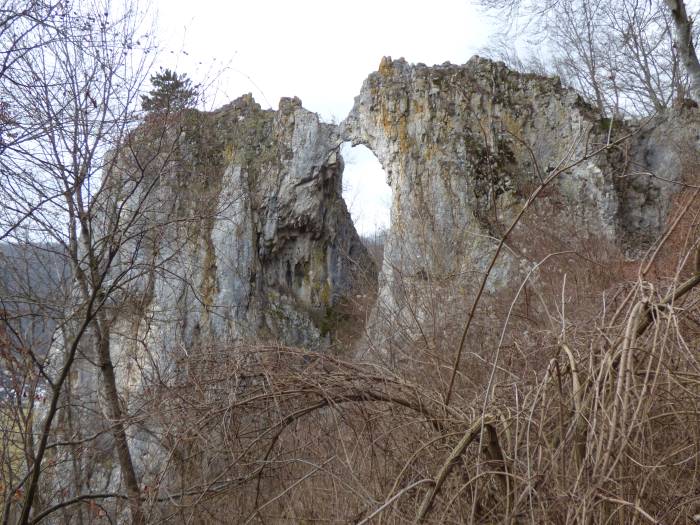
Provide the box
[87,56,699,370]
[53,56,699,392]
[342,56,696,347]
[41,94,377,497]
[107,94,375,357]
[38,56,700,517]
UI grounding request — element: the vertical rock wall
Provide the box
[46,94,377,496]
[47,56,700,503]
[342,56,693,348]
[109,95,375,358]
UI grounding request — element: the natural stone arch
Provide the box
[340,142,391,241]
[339,56,687,359]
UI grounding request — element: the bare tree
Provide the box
[0,1,64,83]
[480,0,700,115]
[664,0,700,101]
[0,0,171,522]
[3,1,700,523]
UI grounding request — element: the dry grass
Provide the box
[14,258,700,523]
[110,171,700,523]
[117,154,700,522]
[128,254,700,523]
[16,126,700,524]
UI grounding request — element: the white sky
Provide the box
[151,0,494,234]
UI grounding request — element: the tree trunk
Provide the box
[665,0,700,102]
[96,323,144,524]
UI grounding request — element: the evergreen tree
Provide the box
[141,69,198,112]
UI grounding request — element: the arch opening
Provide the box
[340,142,391,257]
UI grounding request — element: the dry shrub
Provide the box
[110,129,700,523]
[144,346,452,522]
[133,241,700,523]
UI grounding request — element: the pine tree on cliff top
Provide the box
[141,68,198,112]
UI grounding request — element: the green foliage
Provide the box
[141,69,198,113]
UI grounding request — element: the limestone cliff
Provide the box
[342,56,697,347]
[36,94,379,498]
[107,94,375,357]
[97,56,698,364]
[32,52,700,496]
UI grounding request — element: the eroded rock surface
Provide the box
[342,56,696,347]
[46,57,700,502]
[105,94,375,366]
[46,94,377,493]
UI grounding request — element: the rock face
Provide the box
[89,56,698,373]
[44,94,377,497]
[42,56,700,508]
[109,94,375,357]
[99,56,699,369]
[34,95,377,500]
[342,56,695,346]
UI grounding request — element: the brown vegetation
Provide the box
[4,1,700,523]
[113,238,700,523]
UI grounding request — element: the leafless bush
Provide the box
[127,237,700,523]
[118,122,700,524]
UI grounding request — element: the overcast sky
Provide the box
[151,0,494,234]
